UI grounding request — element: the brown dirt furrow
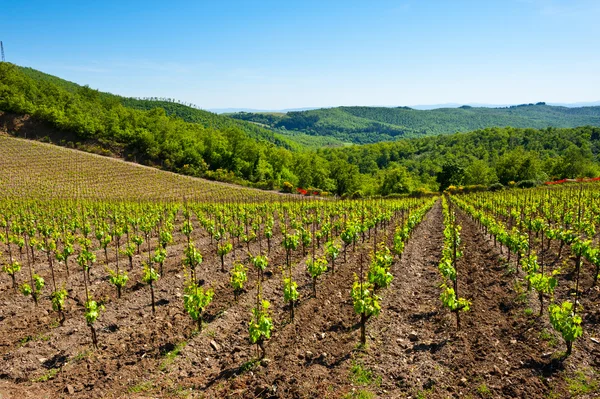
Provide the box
[357,198,448,398]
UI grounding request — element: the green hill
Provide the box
[318,125,600,193]
[16,66,296,150]
[229,104,600,144]
[1,63,302,189]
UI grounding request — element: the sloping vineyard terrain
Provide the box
[0,135,279,202]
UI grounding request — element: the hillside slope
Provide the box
[230,104,600,144]
[0,135,279,201]
[0,63,307,190]
[16,66,296,150]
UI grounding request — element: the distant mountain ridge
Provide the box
[228,103,600,144]
[211,101,600,113]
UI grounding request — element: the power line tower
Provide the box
[0,42,4,62]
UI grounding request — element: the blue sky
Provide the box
[3,0,600,109]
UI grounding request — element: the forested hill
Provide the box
[229,104,600,144]
[0,63,303,189]
[16,66,295,150]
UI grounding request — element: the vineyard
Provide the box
[0,139,599,399]
[0,136,280,202]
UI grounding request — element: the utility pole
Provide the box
[1,41,4,62]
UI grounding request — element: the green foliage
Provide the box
[108,268,129,290]
[549,301,583,352]
[76,247,96,271]
[2,260,21,276]
[50,288,68,312]
[33,367,59,382]
[379,165,414,195]
[350,276,381,318]
[306,256,328,279]
[132,235,144,247]
[122,242,136,258]
[325,240,340,261]
[322,125,600,191]
[477,383,492,397]
[152,247,167,266]
[217,242,233,257]
[438,160,465,190]
[282,181,294,193]
[183,281,214,323]
[343,390,375,399]
[341,225,358,245]
[566,369,599,396]
[367,245,394,289]
[440,284,471,312]
[350,361,381,386]
[7,64,600,195]
[248,300,273,344]
[0,63,300,189]
[283,277,299,303]
[230,262,248,293]
[142,262,160,284]
[159,229,173,248]
[526,259,558,299]
[183,243,203,270]
[282,233,299,251]
[20,274,44,299]
[232,104,600,145]
[84,299,104,325]
[251,255,268,272]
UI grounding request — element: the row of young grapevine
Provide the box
[438,196,470,329]
[452,188,585,356]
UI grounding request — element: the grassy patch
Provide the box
[19,333,50,347]
[343,389,375,399]
[551,350,567,361]
[165,384,192,398]
[477,383,492,397]
[160,342,187,371]
[566,369,599,396]
[415,388,434,399]
[544,388,561,399]
[350,361,381,386]
[33,368,59,382]
[128,381,154,394]
[239,359,259,373]
[513,280,528,303]
[539,329,558,347]
[524,308,533,317]
[72,350,91,362]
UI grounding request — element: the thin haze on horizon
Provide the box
[3,0,600,109]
